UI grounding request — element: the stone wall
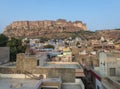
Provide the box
[0,47,10,64]
[0,67,17,74]
[16,53,37,72]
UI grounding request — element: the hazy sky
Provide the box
[0,0,120,33]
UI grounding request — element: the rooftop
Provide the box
[62,79,84,89]
[0,62,82,69]
[94,67,120,89]
[0,78,38,89]
[42,78,61,83]
[102,78,118,89]
[0,62,16,68]
[34,78,84,89]
[39,62,81,69]
[62,83,82,89]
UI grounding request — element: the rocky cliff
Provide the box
[3,19,87,38]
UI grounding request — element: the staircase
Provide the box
[24,71,40,80]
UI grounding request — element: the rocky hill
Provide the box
[96,29,120,40]
[3,19,87,38]
[3,19,120,40]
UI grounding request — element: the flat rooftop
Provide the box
[39,62,82,69]
[62,79,84,89]
[102,79,117,89]
[110,77,120,83]
[0,78,38,89]
[34,78,84,89]
[0,62,16,68]
[0,62,82,69]
[62,83,82,89]
[43,78,61,83]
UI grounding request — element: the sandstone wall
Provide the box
[16,53,75,82]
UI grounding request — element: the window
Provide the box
[110,68,116,76]
[37,60,39,66]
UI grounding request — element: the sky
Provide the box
[0,0,120,33]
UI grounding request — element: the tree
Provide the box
[7,38,26,61]
[0,34,8,46]
[76,41,80,46]
[44,44,55,49]
[40,37,48,43]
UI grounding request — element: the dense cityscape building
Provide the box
[0,20,120,89]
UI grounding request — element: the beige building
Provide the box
[0,53,85,89]
[0,53,84,82]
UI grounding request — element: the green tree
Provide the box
[0,34,8,46]
[76,42,80,46]
[44,44,54,49]
[40,37,48,43]
[7,38,26,61]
